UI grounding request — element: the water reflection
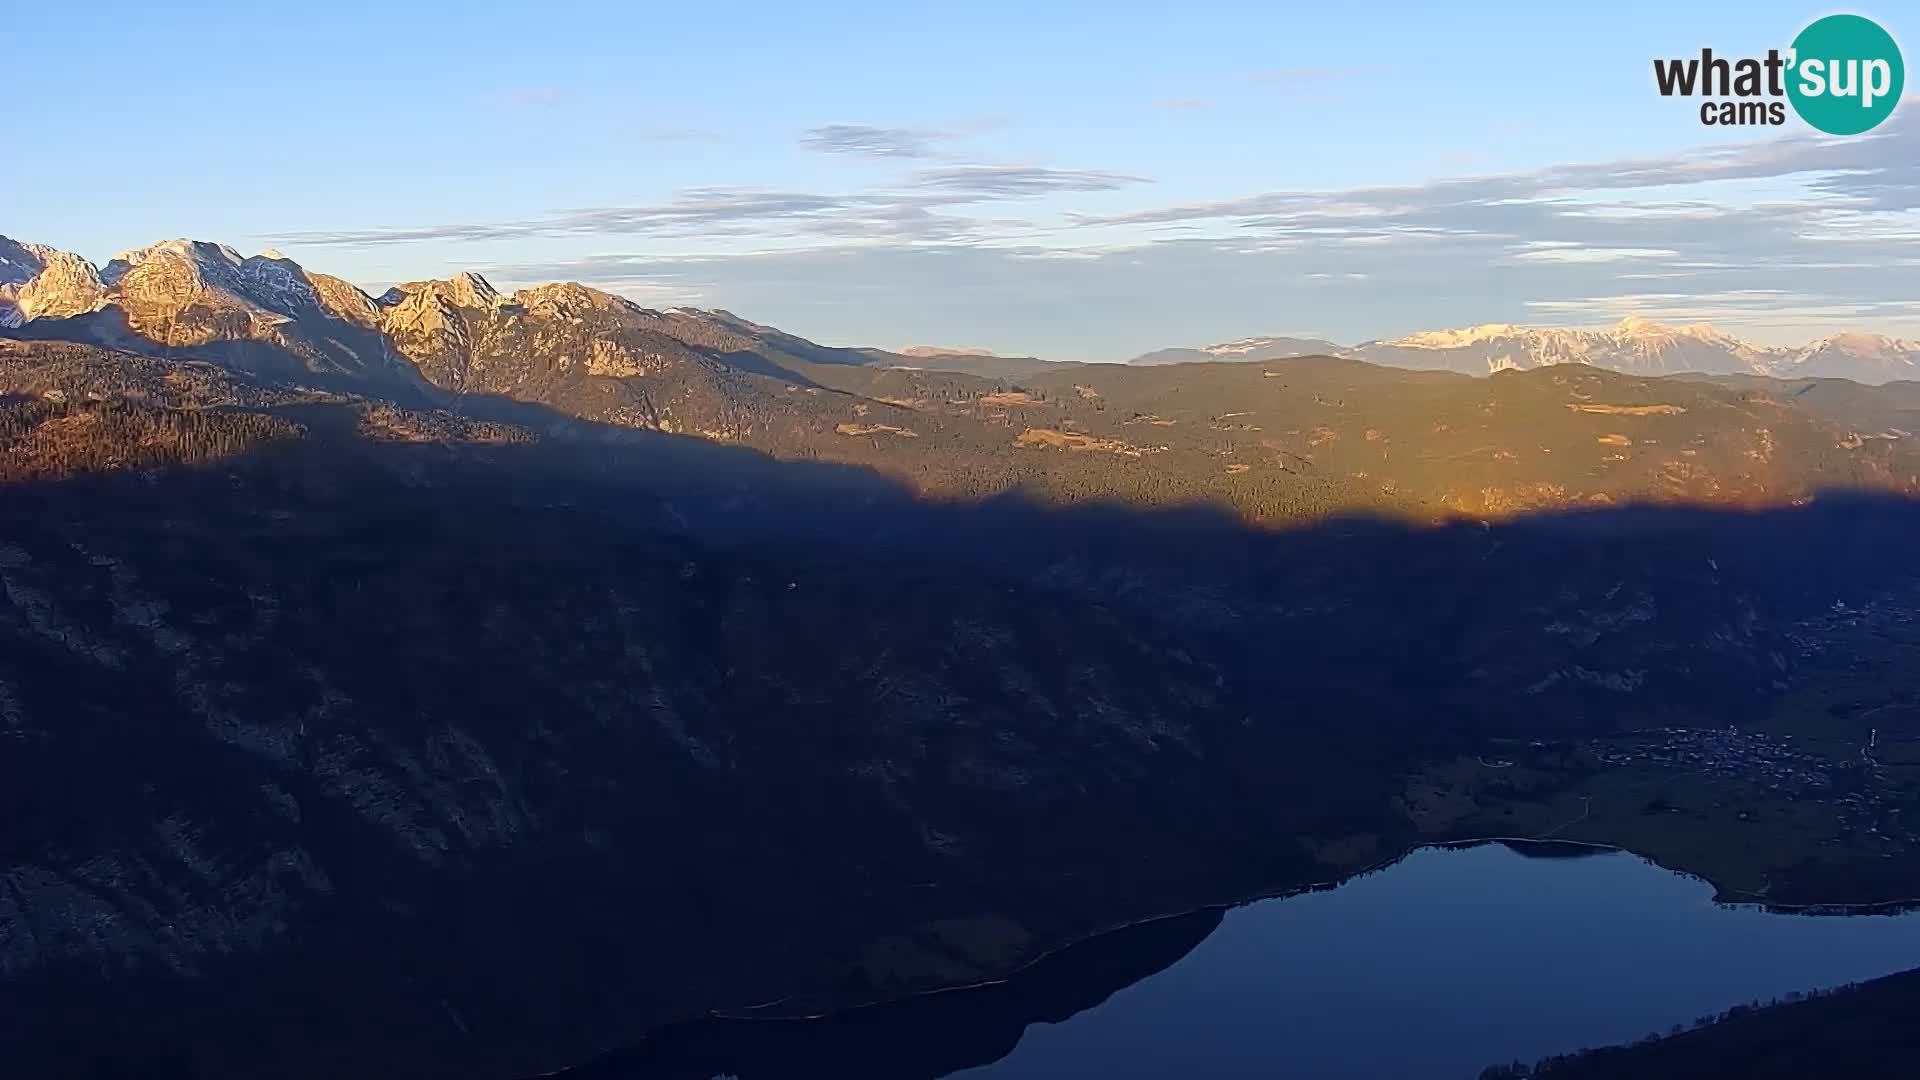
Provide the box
[567,842,1920,1080]
[561,907,1222,1080]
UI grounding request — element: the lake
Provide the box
[565,842,1920,1079]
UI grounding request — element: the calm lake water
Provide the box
[570,842,1920,1080]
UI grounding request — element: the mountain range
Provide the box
[4,233,1919,523]
[7,233,1920,1079]
[1128,336,1346,367]
[11,234,1918,391]
[1127,320,1920,384]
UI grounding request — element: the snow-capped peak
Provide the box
[1388,319,1734,353]
[110,239,243,269]
[1787,332,1920,380]
[1361,319,1777,377]
[102,239,247,288]
[1352,318,1920,382]
[1612,317,1730,343]
[1806,330,1918,354]
[1387,323,1523,349]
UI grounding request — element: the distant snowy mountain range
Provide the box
[1128,319,1920,385]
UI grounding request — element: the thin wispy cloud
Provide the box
[271,166,1150,249]
[908,165,1148,197]
[1510,245,1679,264]
[1524,292,1920,332]
[1072,110,1917,232]
[1154,97,1213,111]
[267,111,1920,353]
[801,124,942,158]
[798,117,1014,159]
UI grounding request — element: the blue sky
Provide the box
[8,1,1916,359]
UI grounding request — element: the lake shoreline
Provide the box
[542,834,1920,1079]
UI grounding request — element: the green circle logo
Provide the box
[1787,14,1905,134]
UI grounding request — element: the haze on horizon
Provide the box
[10,0,1916,361]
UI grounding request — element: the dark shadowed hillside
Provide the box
[5,358,1920,1078]
[8,242,1920,1080]
[1492,968,1920,1079]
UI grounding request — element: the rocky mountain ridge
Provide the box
[12,234,1919,389]
[5,235,1920,524]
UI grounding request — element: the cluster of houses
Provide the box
[1590,725,1917,846]
[1591,726,1833,794]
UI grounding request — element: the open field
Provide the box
[1403,610,1920,906]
